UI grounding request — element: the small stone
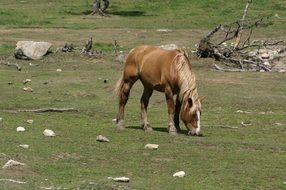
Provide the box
[278,69,286,73]
[112,177,130,182]
[275,123,283,126]
[144,144,159,150]
[96,135,110,142]
[43,129,56,137]
[23,87,33,92]
[263,61,270,66]
[0,117,2,122]
[261,53,270,59]
[19,144,29,149]
[241,121,251,127]
[56,69,62,72]
[236,110,251,114]
[112,118,117,122]
[160,44,178,50]
[2,159,25,169]
[173,171,186,178]
[16,126,25,132]
[23,79,31,84]
[26,120,34,124]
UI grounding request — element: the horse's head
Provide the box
[180,97,204,136]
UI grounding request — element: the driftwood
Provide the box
[1,108,78,114]
[81,37,103,57]
[60,43,74,53]
[196,1,286,72]
[0,61,21,71]
[0,179,26,184]
[91,0,110,16]
[202,124,239,129]
[234,0,252,48]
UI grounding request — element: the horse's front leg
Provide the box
[174,95,181,132]
[140,87,153,131]
[165,87,178,135]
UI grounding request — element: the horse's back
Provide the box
[124,45,182,91]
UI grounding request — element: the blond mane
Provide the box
[174,53,201,113]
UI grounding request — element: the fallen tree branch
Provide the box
[0,108,79,113]
[0,178,26,184]
[202,124,239,129]
[234,0,253,48]
[214,64,244,72]
[1,61,21,71]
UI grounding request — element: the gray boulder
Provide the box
[15,41,52,60]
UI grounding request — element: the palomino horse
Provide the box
[114,45,203,135]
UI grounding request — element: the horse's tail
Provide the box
[114,73,124,97]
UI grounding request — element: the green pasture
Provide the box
[0,0,286,30]
[0,0,286,189]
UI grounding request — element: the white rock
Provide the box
[261,53,270,59]
[2,159,25,169]
[26,120,34,124]
[56,69,62,72]
[112,177,130,182]
[263,61,270,66]
[173,171,186,178]
[160,44,178,50]
[16,126,26,132]
[19,144,29,149]
[43,129,56,137]
[0,117,2,122]
[96,135,110,142]
[241,121,251,127]
[23,79,31,84]
[23,87,33,92]
[15,41,52,60]
[144,144,159,150]
[112,118,117,122]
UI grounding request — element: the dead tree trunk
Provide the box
[234,0,252,49]
[91,0,109,16]
[102,0,110,12]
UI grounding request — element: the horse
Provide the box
[114,45,203,136]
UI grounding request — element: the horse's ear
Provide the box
[199,96,206,102]
[188,98,193,108]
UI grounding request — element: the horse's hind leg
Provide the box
[140,87,153,131]
[116,77,137,130]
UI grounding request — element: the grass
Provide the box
[0,0,286,189]
[0,0,285,30]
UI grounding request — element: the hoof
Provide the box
[117,126,125,130]
[142,124,153,132]
[175,126,181,133]
[187,132,203,137]
[116,119,125,130]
